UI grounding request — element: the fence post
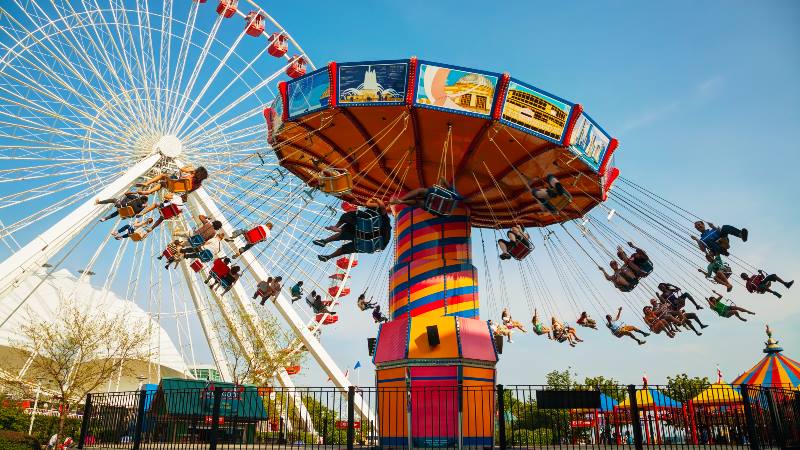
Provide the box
[347,386,355,450]
[496,384,506,450]
[279,417,285,444]
[764,389,786,450]
[627,385,644,450]
[77,393,92,449]
[741,385,760,450]
[132,389,147,450]
[209,386,223,450]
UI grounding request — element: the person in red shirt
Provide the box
[741,270,793,298]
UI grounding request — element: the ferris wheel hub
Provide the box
[153,135,183,158]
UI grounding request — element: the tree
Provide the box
[217,315,306,386]
[583,375,627,402]
[545,369,578,389]
[665,373,710,404]
[5,296,147,446]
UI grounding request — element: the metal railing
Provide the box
[78,384,799,449]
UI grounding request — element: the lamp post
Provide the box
[136,375,147,390]
[28,377,45,435]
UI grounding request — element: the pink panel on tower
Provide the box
[373,316,409,363]
[458,318,497,362]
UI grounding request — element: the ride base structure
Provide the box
[269,58,621,447]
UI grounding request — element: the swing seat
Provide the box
[160,203,181,219]
[355,236,383,254]
[285,365,301,375]
[315,313,339,325]
[317,169,353,196]
[117,205,135,219]
[245,225,267,244]
[130,231,146,242]
[336,257,357,270]
[541,192,573,214]
[198,249,213,263]
[424,185,459,216]
[328,286,350,297]
[189,234,206,248]
[215,0,237,17]
[341,201,357,213]
[166,177,192,194]
[508,239,533,260]
[190,260,204,272]
[354,209,383,254]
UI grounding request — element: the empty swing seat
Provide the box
[354,210,383,254]
[424,185,459,216]
[160,203,181,219]
[190,260,204,272]
[189,234,206,248]
[166,177,192,193]
[117,205,135,219]
[509,239,534,260]
[245,226,267,244]
[317,169,352,196]
[198,249,214,263]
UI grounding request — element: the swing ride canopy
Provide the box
[267,58,620,228]
[616,388,682,410]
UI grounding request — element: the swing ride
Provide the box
[0,0,794,446]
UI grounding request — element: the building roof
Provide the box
[731,325,800,388]
[153,378,268,420]
[0,269,189,382]
[691,382,742,406]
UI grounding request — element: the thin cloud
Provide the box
[621,76,725,132]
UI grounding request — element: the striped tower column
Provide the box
[373,204,497,448]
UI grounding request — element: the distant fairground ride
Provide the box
[267,58,786,446]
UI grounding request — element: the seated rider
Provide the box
[136,165,208,195]
[498,225,532,260]
[605,307,649,345]
[691,221,748,257]
[314,198,391,262]
[357,292,378,311]
[372,305,388,323]
[489,320,514,343]
[209,265,241,295]
[698,254,733,292]
[519,173,572,214]
[501,307,528,332]
[707,291,755,321]
[598,260,639,292]
[233,223,273,258]
[576,311,597,329]
[531,309,552,339]
[254,276,283,305]
[139,192,186,233]
[741,270,794,299]
[658,282,702,310]
[389,177,461,211]
[289,281,304,302]
[96,192,149,222]
[617,242,653,277]
[111,217,153,240]
[158,239,186,269]
[642,306,675,338]
[181,214,222,243]
[551,318,583,347]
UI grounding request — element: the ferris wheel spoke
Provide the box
[166,15,226,135]
[164,2,200,129]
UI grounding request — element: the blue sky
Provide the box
[273,0,800,386]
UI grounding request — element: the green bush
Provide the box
[0,431,41,450]
[509,428,554,446]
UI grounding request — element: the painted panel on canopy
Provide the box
[374,316,410,363]
[567,112,612,172]
[500,78,574,144]
[459,318,496,362]
[338,60,408,107]
[407,315,459,359]
[415,62,499,119]
[286,68,330,119]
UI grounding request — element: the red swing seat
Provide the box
[508,239,533,260]
[162,248,175,260]
[211,258,231,279]
[190,260,204,272]
[160,203,181,219]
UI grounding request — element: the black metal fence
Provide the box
[78,384,799,449]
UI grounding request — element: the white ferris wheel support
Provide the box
[0,154,160,300]
[190,187,375,422]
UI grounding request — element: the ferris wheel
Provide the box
[0,0,383,418]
